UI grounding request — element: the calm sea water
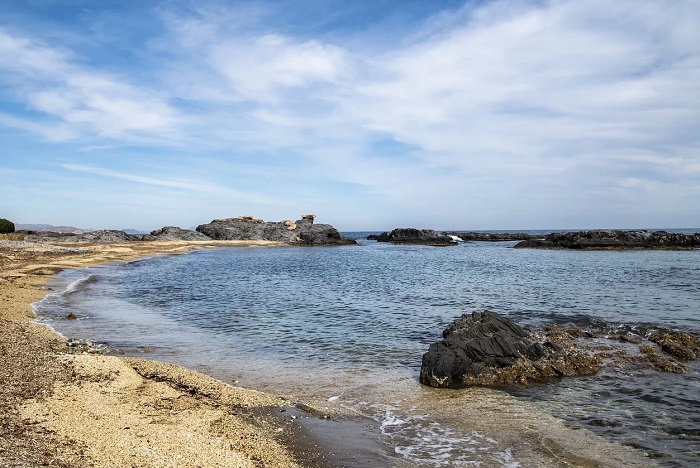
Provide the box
[35,233,700,466]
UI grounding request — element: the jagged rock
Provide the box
[146,226,211,241]
[514,230,700,250]
[196,216,356,246]
[420,312,700,389]
[420,311,601,388]
[370,228,457,246]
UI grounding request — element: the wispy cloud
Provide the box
[61,163,282,205]
[1,1,699,229]
[0,27,181,143]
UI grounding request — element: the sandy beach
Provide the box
[0,238,329,467]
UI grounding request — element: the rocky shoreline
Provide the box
[514,229,700,250]
[368,227,700,250]
[18,214,356,246]
[420,311,700,389]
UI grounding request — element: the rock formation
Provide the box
[420,311,601,388]
[420,311,700,389]
[196,216,356,246]
[444,232,538,242]
[514,230,700,250]
[146,226,211,241]
[368,228,457,246]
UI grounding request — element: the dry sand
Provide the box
[0,238,326,467]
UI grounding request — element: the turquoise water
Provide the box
[35,236,700,466]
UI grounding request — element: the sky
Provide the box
[1,0,699,231]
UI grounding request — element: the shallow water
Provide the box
[35,234,700,466]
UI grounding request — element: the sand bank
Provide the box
[0,239,329,467]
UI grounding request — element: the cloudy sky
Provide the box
[1,0,698,231]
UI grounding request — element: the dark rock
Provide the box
[65,313,77,320]
[421,313,700,389]
[514,230,700,250]
[372,228,456,246]
[146,226,211,241]
[445,232,538,242]
[196,215,356,246]
[420,311,601,388]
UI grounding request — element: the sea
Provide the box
[33,230,700,467]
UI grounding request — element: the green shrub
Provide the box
[0,218,15,233]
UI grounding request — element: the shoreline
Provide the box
[1,238,663,466]
[0,239,340,467]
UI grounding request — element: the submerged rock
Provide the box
[648,332,700,361]
[196,215,356,246]
[514,230,700,250]
[369,228,456,246]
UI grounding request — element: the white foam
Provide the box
[449,235,464,242]
[62,274,99,295]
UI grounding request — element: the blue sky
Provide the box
[1,0,699,231]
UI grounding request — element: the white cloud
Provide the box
[0,27,181,142]
[1,1,699,229]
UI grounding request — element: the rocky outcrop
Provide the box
[514,230,700,250]
[420,311,700,389]
[420,311,600,388]
[445,232,538,242]
[369,228,457,246]
[196,216,356,246]
[146,226,211,241]
[21,229,140,243]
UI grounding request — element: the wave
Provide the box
[62,274,100,296]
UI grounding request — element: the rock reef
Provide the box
[514,230,700,250]
[368,228,456,246]
[420,311,700,389]
[444,232,537,242]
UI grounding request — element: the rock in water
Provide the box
[420,311,601,388]
[370,228,456,246]
[514,230,700,250]
[196,215,356,246]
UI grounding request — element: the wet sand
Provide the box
[0,238,330,467]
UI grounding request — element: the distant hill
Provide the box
[15,224,147,235]
[16,224,90,233]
